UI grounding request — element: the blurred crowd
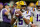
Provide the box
[0,1,39,27]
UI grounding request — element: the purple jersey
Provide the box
[2,9,11,23]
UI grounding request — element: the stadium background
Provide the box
[0,0,38,5]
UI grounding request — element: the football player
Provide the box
[31,1,40,27]
[11,1,36,27]
[27,2,35,11]
[27,2,35,23]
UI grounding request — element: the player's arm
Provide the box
[4,9,10,15]
[10,14,16,25]
[23,18,30,24]
[23,17,36,27]
[2,9,10,15]
[10,18,16,25]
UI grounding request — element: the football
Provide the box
[15,12,20,17]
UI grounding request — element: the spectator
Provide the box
[0,2,3,27]
[2,3,11,27]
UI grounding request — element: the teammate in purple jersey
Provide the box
[2,3,11,27]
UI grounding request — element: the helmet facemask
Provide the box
[21,5,27,9]
[21,5,27,12]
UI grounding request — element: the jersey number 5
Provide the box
[19,17,23,25]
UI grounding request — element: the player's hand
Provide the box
[7,9,10,12]
[18,11,22,16]
[31,24,36,27]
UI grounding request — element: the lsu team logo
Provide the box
[26,11,29,14]
[32,8,35,11]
